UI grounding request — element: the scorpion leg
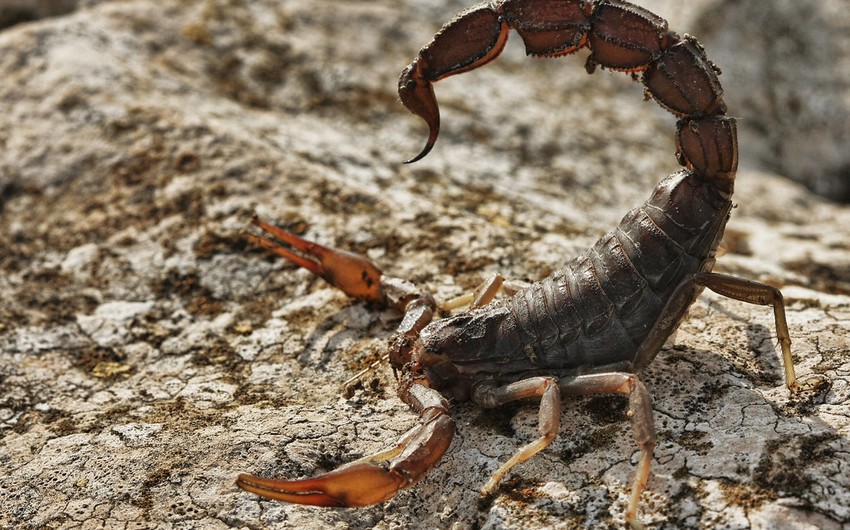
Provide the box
[442,273,532,312]
[693,272,806,392]
[442,272,505,311]
[631,270,817,393]
[558,373,656,530]
[472,377,561,495]
[237,380,455,507]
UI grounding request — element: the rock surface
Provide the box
[1,1,849,529]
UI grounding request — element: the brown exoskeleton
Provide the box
[236,1,817,527]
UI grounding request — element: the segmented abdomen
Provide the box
[510,170,732,369]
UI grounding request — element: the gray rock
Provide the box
[1,1,849,529]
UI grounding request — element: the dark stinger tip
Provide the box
[398,63,440,164]
[404,127,439,164]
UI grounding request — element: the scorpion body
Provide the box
[419,171,733,392]
[237,1,810,527]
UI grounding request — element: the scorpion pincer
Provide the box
[237,1,819,527]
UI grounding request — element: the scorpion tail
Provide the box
[237,382,455,507]
[399,4,511,163]
[399,1,595,164]
[245,217,385,304]
[398,63,440,164]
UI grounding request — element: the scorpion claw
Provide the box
[399,63,440,163]
[236,462,405,508]
[247,217,384,304]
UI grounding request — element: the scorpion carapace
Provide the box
[237,1,810,528]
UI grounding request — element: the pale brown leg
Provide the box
[558,373,655,530]
[631,270,807,393]
[441,273,533,312]
[694,272,800,391]
[472,377,561,495]
[442,272,505,311]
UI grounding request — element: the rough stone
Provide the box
[1,1,849,529]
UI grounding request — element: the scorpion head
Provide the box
[398,62,440,163]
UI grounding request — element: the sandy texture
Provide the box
[2,1,849,529]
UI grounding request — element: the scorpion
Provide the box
[236,1,818,527]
